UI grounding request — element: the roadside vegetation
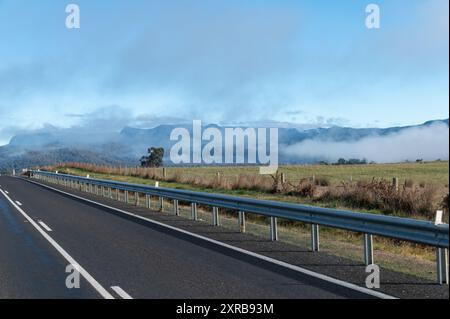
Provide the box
[43,161,449,221]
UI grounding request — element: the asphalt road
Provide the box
[0,175,379,299]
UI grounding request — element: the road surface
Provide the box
[0,175,381,299]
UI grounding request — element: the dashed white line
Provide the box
[0,189,115,299]
[111,286,133,299]
[38,220,53,232]
[15,201,22,206]
[5,190,9,194]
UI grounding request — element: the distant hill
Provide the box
[0,119,448,172]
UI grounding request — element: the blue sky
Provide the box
[0,0,448,145]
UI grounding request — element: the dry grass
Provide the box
[43,161,448,220]
[319,179,439,219]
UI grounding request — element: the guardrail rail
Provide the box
[29,170,449,285]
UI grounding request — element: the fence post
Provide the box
[392,177,399,192]
[364,234,374,265]
[437,248,449,285]
[311,224,320,252]
[216,172,221,184]
[212,207,220,226]
[238,211,246,233]
[191,203,198,221]
[270,217,278,241]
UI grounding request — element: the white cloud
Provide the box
[283,122,449,163]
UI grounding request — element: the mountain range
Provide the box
[0,119,448,172]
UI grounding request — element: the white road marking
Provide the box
[38,220,53,232]
[15,201,22,206]
[5,190,9,194]
[24,177,397,299]
[111,286,133,299]
[0,188,115,299]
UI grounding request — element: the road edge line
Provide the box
[0,188,115,299]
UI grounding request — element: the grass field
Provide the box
[51,161,449,219]
[156,161,449,186]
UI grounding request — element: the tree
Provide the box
[140,147,165,168]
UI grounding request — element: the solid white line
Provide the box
[0,188,115,299]
[38,220,53,232]
[15,201,22,206]
[24,177,397,299]
[111,286,133,299]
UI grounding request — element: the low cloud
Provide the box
[283,122,449,163]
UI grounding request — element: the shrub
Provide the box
[441,194,449,213]
[319,179,437,218]
[288,178,316,198]
[404,179,414,188]
[314,176,330,187]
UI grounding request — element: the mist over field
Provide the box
[283,121,449,163]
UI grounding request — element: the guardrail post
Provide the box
[270,217,278,241]
[311,224,320,252]
[191,203,198,221]
[125,191,129,204]
[109,187,112,199]
[212,207,220,226]
[159,197,164,211]
[135,192,139,206]
[145,195,151,209]
[238,211,246,233]
[173,199,179,216]
[437,248,449,285]
[364,234,374,265]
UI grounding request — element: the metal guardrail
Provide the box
[29,170,449,285]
